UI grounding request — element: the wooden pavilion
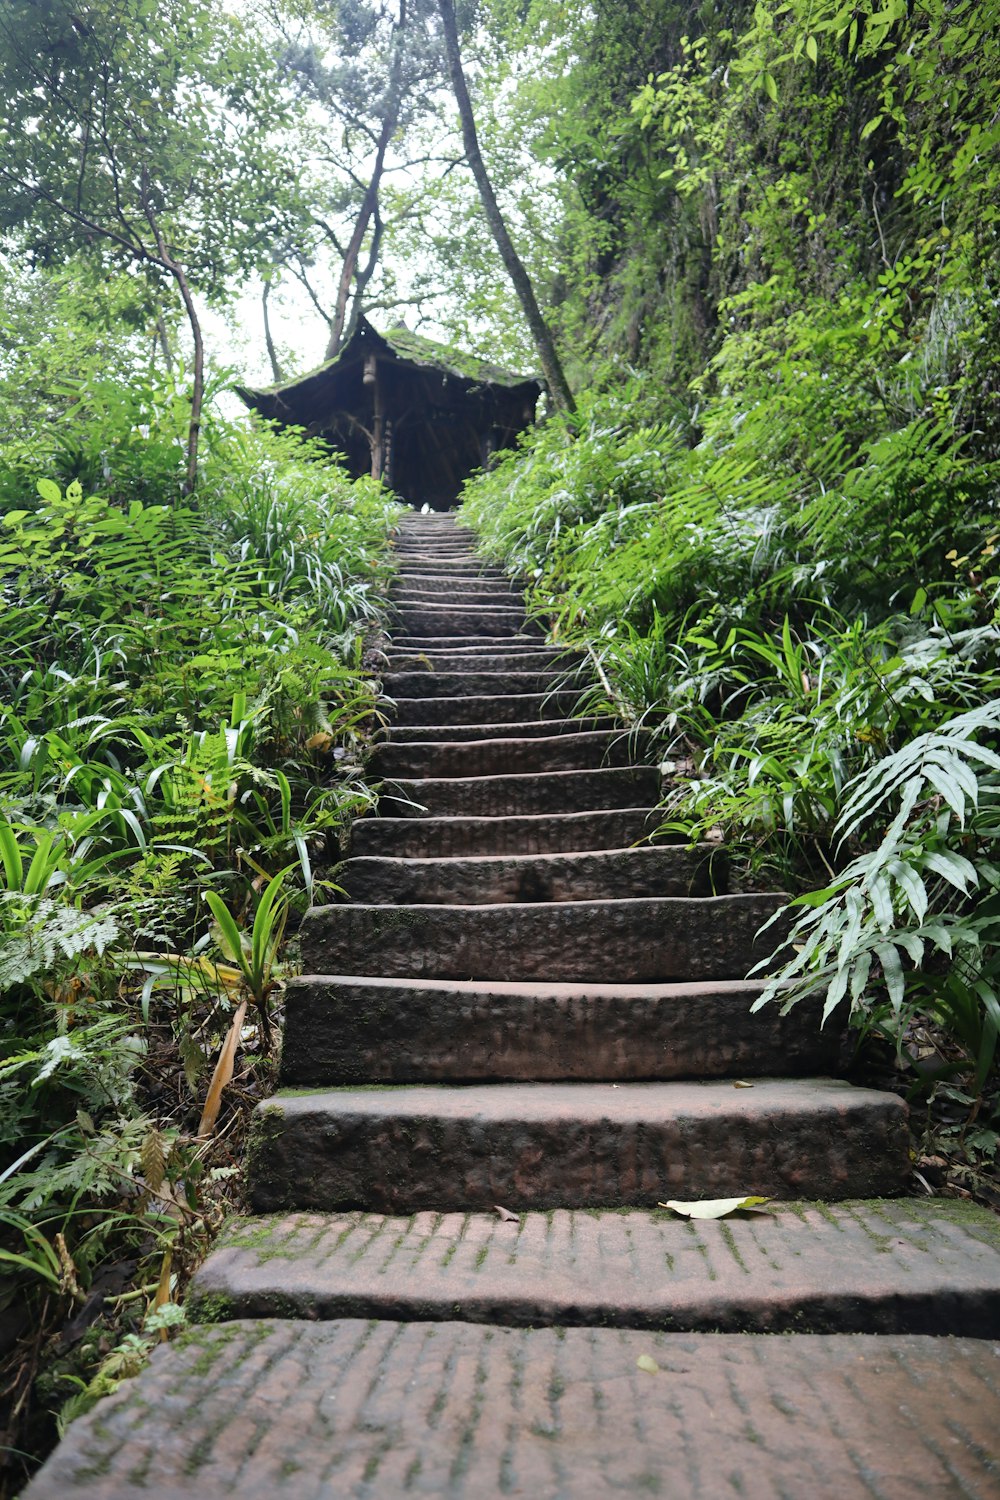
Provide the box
[237,319,542,510]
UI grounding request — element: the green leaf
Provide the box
[874,942,906,1011]
[205,891,250,982]
[861,115,883,141]
[805,34,818,63]
[762,71,778,102]
[36,478,61,504]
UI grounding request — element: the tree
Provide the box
[270,0,454,361]
[435,0,575,414]
[0,0,304,490]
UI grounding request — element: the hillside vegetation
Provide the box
[462,0,1000,1120]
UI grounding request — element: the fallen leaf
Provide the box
[636,1354,660,1374]
[494,1204,518,1222]
[733,1080,754,1088]
[659,1196,771,1220]
[198,997,248,1137]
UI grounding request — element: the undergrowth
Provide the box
[461,363,1000,1148]
[0,381,403,1490]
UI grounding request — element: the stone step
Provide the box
[246,1079,909,1212]
[350,808,664,857]
[190,1201,1000,1336]
[299,892,787,980]
[391,591,523,610]
[390,578,518,598]
[393,546,481,559]
[278,975,831,1084]
[378,766,659,818]
[393,607,536,638]
[336,844,722,905]
[389,633,545,651]
[380,715,618,743]
[371,729,647,778]
[30,1322,1000,1500]
[394,568,510,583]
[390,690,581,725]
[392,558,489,573]
[383,669,570,699]
[385,649,572,673]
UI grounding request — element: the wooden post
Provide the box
[364,353,385,481]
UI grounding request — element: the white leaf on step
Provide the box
[658,1196,771,1219]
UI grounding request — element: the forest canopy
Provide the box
[1,0,999,1485]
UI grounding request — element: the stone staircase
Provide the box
[27,510,1000,1499]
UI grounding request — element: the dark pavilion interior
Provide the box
[237,318,542,510]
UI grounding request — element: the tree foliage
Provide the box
[0,0,303,486]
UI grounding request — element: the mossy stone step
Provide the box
[383,669,568,699]
[245,1079,908,1213]
[349,807,664,858]
[384,649,572,673]
[299,893,785,982]
[378,766,659,819]
[393,606,535,638]
[278,975,833,1085]
[371,729,650,779]
[335,844,718,905]
[388,633,543,651]
[389,690,581,725]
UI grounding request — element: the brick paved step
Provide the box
[337,844,717,904]
[383,669,569,699]
[390,691,581,725]
[350,808,664,857]
[278,976,832,1084]
[191,1201,1000,1336]
[299,893,783,980]
[379,766,659,818]
[247,1079,908,1212]
[371,729,648,778]
[28,1322,1000,1500]
[380,716,618,743]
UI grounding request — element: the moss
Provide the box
[189,1293,236,1326]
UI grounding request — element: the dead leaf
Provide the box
[494,1204,519,1222]
[636,1354,660,1374]
[733,1080,754,1088]
[150,1248,173,1343]
[305,732,333,753]
[198,997,248,1137]
[659,1196,772,1220]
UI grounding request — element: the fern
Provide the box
[752,700,1000,1082]
[0,896,120,990]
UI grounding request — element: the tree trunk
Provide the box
[262,275,285,383]
[324,3,407,359]
[172,260,205,495]
[436,0,575,416]
[143,198,205,494]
